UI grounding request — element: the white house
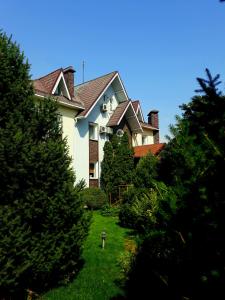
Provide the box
[33,66,163,187]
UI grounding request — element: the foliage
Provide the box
[100,204,120,217]
[80,187,108,210]
[119,183,177,232]
[0,32,90,298]
[100,140,114,196]
[126,69,225,299]
[133,152,158,188]
[101,133,134,201]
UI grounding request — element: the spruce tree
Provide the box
[100,132,134,201]
[100,141,114,195]
[126,69,225,299]
[0,32,90,298]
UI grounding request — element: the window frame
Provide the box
[89,122,98,140]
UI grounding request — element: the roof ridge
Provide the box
[34,68,63,81]
[75,71,118,88]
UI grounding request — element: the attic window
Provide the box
[53,76,71,99]
[54,79,64,96]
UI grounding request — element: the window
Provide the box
[142,135,147,145]
[89,162,98,178]
[110,98,113,111]
[54,79,65,96]
[89,123,98,140]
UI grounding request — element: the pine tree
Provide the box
[126,69,225,299]
[100,133,134,201]
[100,141,114,194]
[116,133,134,185]
[0,32,90,298]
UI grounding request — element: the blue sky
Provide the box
[1,0,225,141]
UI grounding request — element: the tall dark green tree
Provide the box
[101,132,134,201]
[126,69,225,299]
[0,32,90,298]
[100,140,114,195]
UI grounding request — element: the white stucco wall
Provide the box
[58,105,78,163]
[74,118,89,185]
[74,85,119,187]
[143,128,154,144]
[132,129,154,146]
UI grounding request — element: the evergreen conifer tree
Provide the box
[126,69,225,299]
[0,32,90,298]
[133,152,158,188]
[100,132,134,201]
[100,141,114,194]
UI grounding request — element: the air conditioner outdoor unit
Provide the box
[100,126,107,133]
[101,103,108,112]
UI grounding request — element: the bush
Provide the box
[119,183,177,232]
[80,188,108,210]
[133,152,158,188]
[100,204,120,217]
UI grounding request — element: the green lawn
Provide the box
[43,212,130,300]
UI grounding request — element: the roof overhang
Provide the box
[34,92,84,111]
[136,103,144,122]
[117,101,143,133]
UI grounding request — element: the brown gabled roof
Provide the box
[132,100,140,113]
[33,68,62,94]
[134,143,166,157]
[140,121,159,131]
[107,101,129,127]
[33,67,84,110]
[75,71,118,117]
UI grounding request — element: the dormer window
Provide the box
[52,73,71,99]
[54,78,67,96]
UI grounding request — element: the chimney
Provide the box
[148,110,159,143]
[63,66,75,99]
[148,110,159,128]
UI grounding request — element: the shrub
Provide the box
[119,183,177,232]
[100,204,120,217]
[133,152,158,188]
[80,187,108,210]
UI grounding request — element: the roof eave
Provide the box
[34,92,84,111]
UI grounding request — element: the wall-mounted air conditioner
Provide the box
[99,126,107,133]
[101,103,108,112]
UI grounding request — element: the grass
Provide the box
[43,211,130,300]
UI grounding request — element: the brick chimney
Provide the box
[63,66,75,99]
[148,110,159,143]
[148,110,159,128]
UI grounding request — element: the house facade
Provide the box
[33,66,161,187]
